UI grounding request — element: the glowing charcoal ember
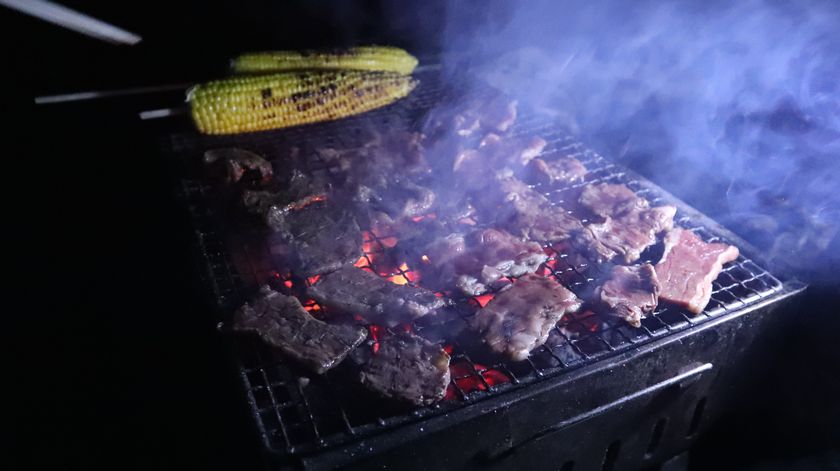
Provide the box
[655,228,740,314]
[359,333,450,405]
[473,294,495,308]
[232,286,367,374]
[481,368,510,386]
[411,213,436,223]
[404,269,421,283]
[307,266,448,326]
[353,256,369,268]
[471,274,582,361]
[387,262,415,285]
[388,274,409,285]
[448,361,510,395]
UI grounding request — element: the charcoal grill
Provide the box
[164,68,805,470]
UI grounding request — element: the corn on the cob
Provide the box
[188,71,417,135]
[231,46,418,75]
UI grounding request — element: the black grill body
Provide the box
[165,69,804,470]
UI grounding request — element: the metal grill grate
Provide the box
[170,69,784,456]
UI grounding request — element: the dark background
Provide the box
[5,1,838,469]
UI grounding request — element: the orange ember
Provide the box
[421,254,431,264]
[388,275,409,285]
[304,304,321,312]
[411,213,437,223]
[369,324,383,340]
[473,293,495,308]
[447,361,510,398]
[354,256,369,268]
[287,194,327,211]
[387,262,412,285]
[307,275,320,285]
[283,280,293,288]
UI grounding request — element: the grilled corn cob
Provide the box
[231,46,418,75]
[188,71,417,135]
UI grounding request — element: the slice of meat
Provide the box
[204,148,273,184]
[359,333,451,405]
[423,94,518,139]
[597,264,661,327]
[479,177,585,242]
[462,228,548,289]
[307,266,448,326]
[266,203,362,277]
[579,183,644,218]
[655,229,740,314]
[453,134,547,190]
[318,130,431,178]
[471,274,582,360]
[233,286,367,374]
[580,205,677,263]
[573,183,676,263]
[419,228,548,296]
[481,95,519,133]
[526,157,588,186]
[351,179,435,224]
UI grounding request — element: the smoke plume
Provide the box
[434,0,840,282]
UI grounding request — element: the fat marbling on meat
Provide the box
[655,228,740,314]
[359,333,451,405]
[307,266,448,327]
[597,264,661,327]
[471,274,582,361]
[233,286,367,374]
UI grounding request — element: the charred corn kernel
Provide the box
[231,46,418,75]
[188,71,417,135]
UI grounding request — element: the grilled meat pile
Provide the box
[209,90,740,405]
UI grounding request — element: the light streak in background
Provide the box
[0,0,141,45]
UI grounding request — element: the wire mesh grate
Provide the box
[170,70,785,456]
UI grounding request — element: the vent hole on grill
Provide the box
[645,418,668,457]
[601,440,621,471]
[559,460,575,471]
[687,397,707,437]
